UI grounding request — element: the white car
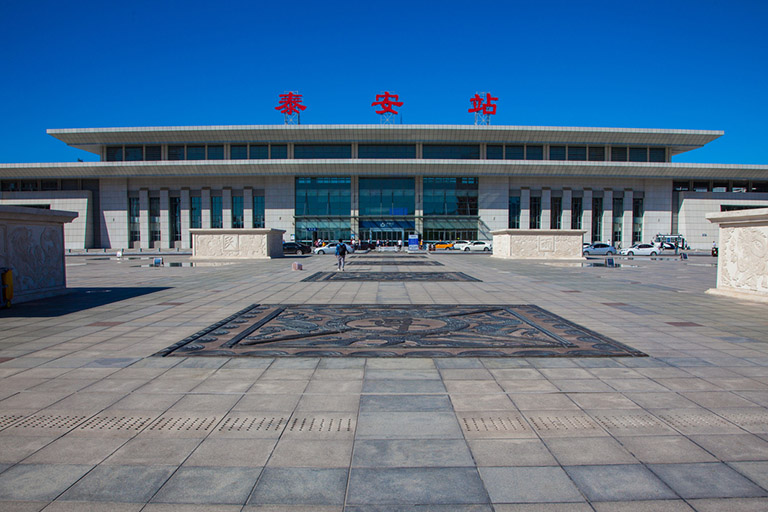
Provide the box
[452,240,471,251]
[620,243,661,256]
[464,241,492,252]
[313,242,354,255]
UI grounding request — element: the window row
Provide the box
[103,143,668,162]
[673,180,768,193]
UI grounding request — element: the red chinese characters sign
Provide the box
[468,93,498,115]
[275,92,307,115]
[371,91,403,115]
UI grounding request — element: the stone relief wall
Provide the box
[706,208,768,303]
[0,206,77,303]
[492,230,585,260]
[192,229,285,259]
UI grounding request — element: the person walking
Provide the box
[335,239,348,271]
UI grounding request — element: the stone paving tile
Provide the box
[450,394,516,411]
[544,436,639,465]
[102,437,200,466]
[0,464,94,501]
[591,501,694,511]
[615,435,717,464]
[268,439,352,467]
[360,394,452,412]
[24,436,125,465]
[649,462,768,498]
[479,466,584,504]
[356,411,462,439]
[345,506,491,512]
[152,466,263,504]
[468,439,557,467]
[248,467,347,506]
[347,467,489,506]
[352,439,474,467]
[687,497,768,512]
[690,434,768,461]
[564,464,678,501]
[184,438,275,467]
[59,465,175,503]
[361,379,446,394]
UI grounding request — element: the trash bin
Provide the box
[0,267,12,308]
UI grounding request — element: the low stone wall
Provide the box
[706,208,768,303]
[0,205,78,303]
[491,229,586,260]
[191,228,285,259]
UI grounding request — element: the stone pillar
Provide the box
[623,189,634,246]
[414,176,423,238]
[562,188,572,230]
[244,187,253,228]
[139,188,150,249]
[520,188,531,229]
[478,176,509,238]
[180,188,190,249]
[582,188,593,242]
[603,189,613,244]
[201,188,211,229]
[160,189,170,249]
[222,187,232,229]
[351,176,360,240]
[541,188,551,230]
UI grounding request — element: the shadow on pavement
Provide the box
[0,287,170,317]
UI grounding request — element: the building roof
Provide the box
[47,124,724,156]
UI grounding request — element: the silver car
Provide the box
[582,242,617,256]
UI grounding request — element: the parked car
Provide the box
[314,242,355,255]
[434,241,454,249]
[465,241,493,252]
[282,242,311,255]
[619,243,660,256]
[452,240,471,251]
[582,242,617,256]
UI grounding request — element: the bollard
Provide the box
[292,262,303,271]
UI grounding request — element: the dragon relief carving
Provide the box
[720,226,768,293]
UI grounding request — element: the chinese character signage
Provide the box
[371,91,403,115]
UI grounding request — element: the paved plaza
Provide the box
[1,251,767,511]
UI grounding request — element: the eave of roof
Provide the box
[2,159,766,181]
[47,124,723,156]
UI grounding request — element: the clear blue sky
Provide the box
[2,0,767,165]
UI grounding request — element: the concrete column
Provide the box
[583,188,593,242]
[139,188,149,249]
[541,188,551,230]
[414,176,423,238]
[603,189,613,245]
[180,188,190,249]
[623,189,634,246]
[201,188,211,229]
[244,187,253,228]
[160,188,170,248]
[562,188,572,230]
[478,176,509,237]
[520,188,531,229]
[222,188,232,229]
[351,176,360,240]
[265,176,294,241]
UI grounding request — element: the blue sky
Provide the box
[1,0,767,164]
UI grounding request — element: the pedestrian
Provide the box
[335,239,347,271]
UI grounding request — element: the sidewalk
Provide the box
[0,252,766,511]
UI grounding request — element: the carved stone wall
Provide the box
[0,206,78,303]
[491,229,586,260]
[191,228,286,259]
[706,208,768,302]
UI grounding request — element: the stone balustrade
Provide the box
[491,229,586,260]
[191,228,285,259]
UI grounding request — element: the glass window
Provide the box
[649,148,665,162]
[693,181,710,192]
[145,146,161,161]
[294,144,351,159]
[632,198,644,243]
[732,181,748,192]
[149,197,161,242]
[549,146,566,160]
[358,144,416,159]
[211,196,223,228]
[551,197,562,229]
[752,181,768,192]
[232,196,244,228]
[629,147,647,162]
[295,177,351,216]
[611,147,628,161]
[128,197,140,244]
[571,197,583,229]
[168,145,185,160]
[359,177,415,216]
[230,145,247,159]
[592,197,603,242]
[530,197,541,229]
[270,144,287,159]
[61,179,79,190]
[249,145,268,159]
[125,146,143,161]
[486,145,503,160]
[21,180,39,191]
[588,147,605,161]
[207,145,224,160]
[422,145,480,159]
[712,181,729,192]
[41,179,59,191]
[1,181,19,191]
[187,145,205,160]
[612,197,623,243]
[253,195,265,228]
[106,146,123,161]
[526,145,544,160]
[568,146,587,161]
[673,181,690,191]
[423,177,478,216]
[509,196,521,229]
[505,145,524,160]
[170,197,181,242]
[190,196,202,229]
